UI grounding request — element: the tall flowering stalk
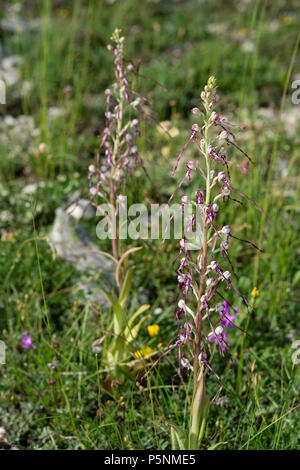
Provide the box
[89,29,151,377]
[88,29,145,284]
[169,77,261,449]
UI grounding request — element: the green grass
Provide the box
[0,0,299,450]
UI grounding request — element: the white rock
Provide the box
[0,426,7,439]
[49,207,114,307]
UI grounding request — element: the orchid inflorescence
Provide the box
[87,28,148,268]
[89,29,142,185]
[172,76,261,368]
[87,30,155,379]
[168,76,261,449]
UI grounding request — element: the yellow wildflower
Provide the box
[251,286,259,297]
[283,16,292,25]
[59,9,69,18]
[134,346,155,360]
[147,324,160,337]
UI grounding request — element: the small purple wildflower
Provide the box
[208,327,230,352]
[217,301,239,328]
[21,331,36,350]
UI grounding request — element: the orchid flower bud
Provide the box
[180,239,186,249]
[131,146,138,154]
[131,119,139,127]
[191,107,201,116]
[218,171,226,182]
[131,97,141,107]
[212,203,219,213]
[89,187,97,196]
[181,357,190,368]
[223,271,231,280]
[218,130,227,140]
[210,261,218,270]
[221,225,231,235]
[215,326,224,335]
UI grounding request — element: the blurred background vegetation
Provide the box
[0,0,299,450]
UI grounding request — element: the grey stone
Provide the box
[66,199,95,221]
[49,207,115,308]
[0,55,22,86]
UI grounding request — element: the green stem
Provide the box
[189,372,206,449]
[191,116,211,448]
